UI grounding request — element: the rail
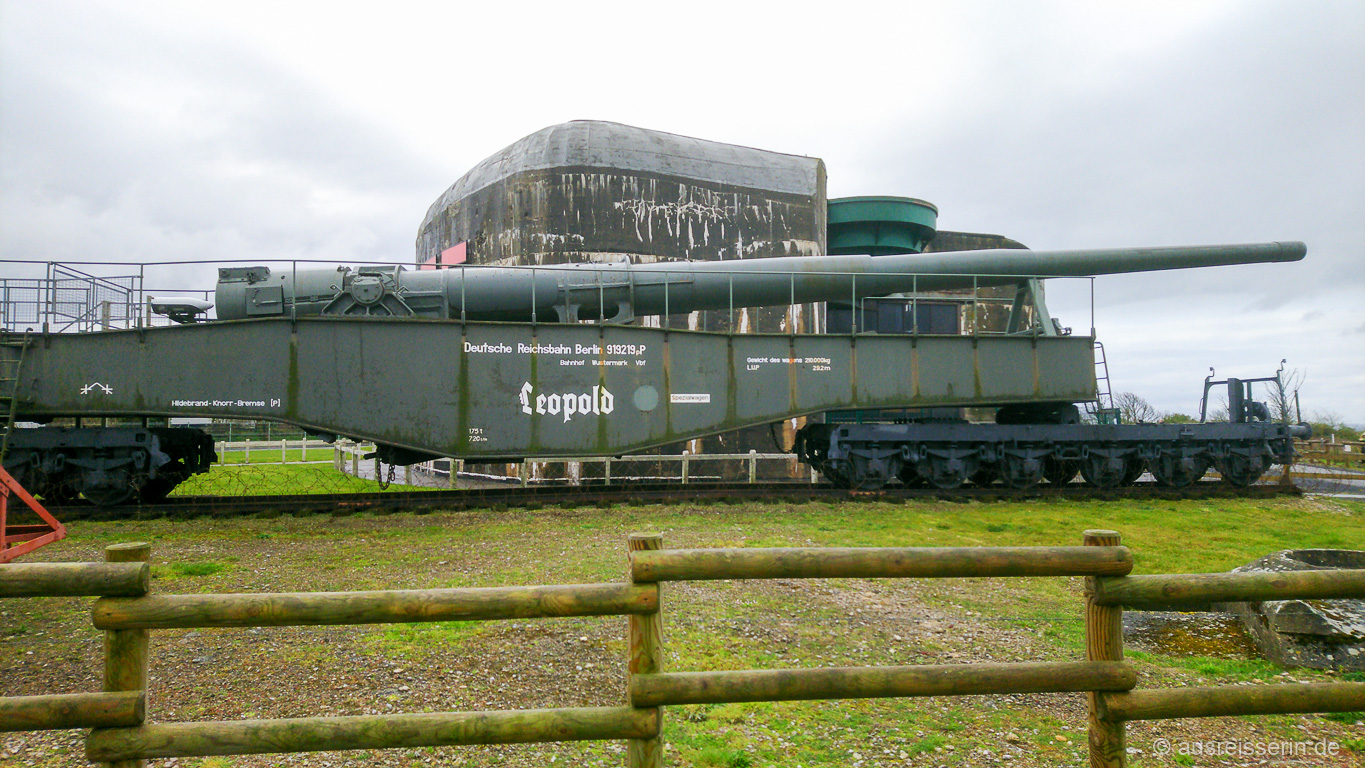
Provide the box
[1,532,1361,767]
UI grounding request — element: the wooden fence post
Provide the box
[102,542,151,768]
[627,534,664,768]
[1084,530,1125,768]
[748,450,757,484]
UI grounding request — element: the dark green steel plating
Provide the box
[2,319,1096,462]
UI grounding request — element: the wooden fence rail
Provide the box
[629,544,1133,581]
[1,531,1362,768]
[0,562,147,598]
[1091,568,1365,609]
[0,692,144,732]
[1100,682,1365,722]
[85,706,660,762]
[630,661,1136,706]
[91,582,657,629]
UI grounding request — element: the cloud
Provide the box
[2,1,1361,421]
[859,4,1364,278]
[846,2,1365,421]
[0,1,454,270]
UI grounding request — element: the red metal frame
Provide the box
[0,465,66,563]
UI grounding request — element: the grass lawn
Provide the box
[168,462,414,497]
[3,494,1362,767]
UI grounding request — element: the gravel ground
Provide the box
[2,505,1362,767]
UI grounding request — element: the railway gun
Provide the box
[0,241,1309,504]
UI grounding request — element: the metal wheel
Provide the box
[1079,454,1127,489]
[998,454,1045,489]
[1149,453,1207,488]
[924,454,977,490]
[1216,453,1265,487]
[1042,458,1079,485]
[43,478,81,504]
[81,485,136,507]
[844,456,897,491]
[970,466,998,487]
[1120,459,1146,487]
[819,462,853,489]
[79,470,138,507]
[898,463,926,488]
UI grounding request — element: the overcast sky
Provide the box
[2,0,1362,423]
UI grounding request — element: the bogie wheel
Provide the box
[1150,454,1208,488]
[1079,454,1127,489]
[845,457,898,491]
[79,469,138,507]
[1120,459,1146,487]
[1216,453,1265,488]
[81,485,136,507]
[970,466,999,487]
[999,454,1045,489]
[899,463,926,488]
[41,474,82,504]
[819,462,853,490]
[1042,458,1079,485]
[924,455,978,490]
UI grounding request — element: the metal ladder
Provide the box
[1088,340,1121,424]
[0,334,29,464]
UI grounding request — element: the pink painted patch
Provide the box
[421,241,468,269]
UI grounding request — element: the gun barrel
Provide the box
[881,241,1306,278]
[214,241,1305,322]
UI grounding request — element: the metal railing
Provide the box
[0,261,215,333]
[1,257,1095,337]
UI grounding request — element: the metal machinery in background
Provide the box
[0,122,1311,504]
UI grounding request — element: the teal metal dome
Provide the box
[827,196,938,256]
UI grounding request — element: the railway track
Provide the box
[44,480,1302,521]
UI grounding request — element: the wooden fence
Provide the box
[1,531,1362,768]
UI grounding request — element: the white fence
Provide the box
[326,442,814,489]
[213,439,337,466]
